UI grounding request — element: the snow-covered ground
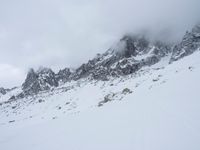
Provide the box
[0,51,200,150]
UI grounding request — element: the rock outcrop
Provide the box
[22,67,58,95]
[0,87,9,95]
[170,24,200,62]
[56,68,72,83]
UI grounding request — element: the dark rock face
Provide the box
[0,87,13,95]
[112,59,139,76]
[170,24,200,62]
[0,87,8,95]
[56,68,72,83]
[119,35,150,58]
[91,66,110,81]
[22,68,58,95]
[22,69,38,92]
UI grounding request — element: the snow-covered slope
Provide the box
[0,49,200,150]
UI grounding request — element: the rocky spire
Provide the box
[22,68,58,95]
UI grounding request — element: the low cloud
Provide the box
[0,64,25,88]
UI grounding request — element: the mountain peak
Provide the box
[191,24,200,35]
[117,35,150,58]
[36,67,53,74]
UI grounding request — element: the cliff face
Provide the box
[170,24,200,62]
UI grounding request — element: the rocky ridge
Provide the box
[3,24,200,100]
[170,24,200,62]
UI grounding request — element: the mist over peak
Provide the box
[0,0,200,87]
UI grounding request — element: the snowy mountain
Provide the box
[8,35,172,100]
[0,24,200,150]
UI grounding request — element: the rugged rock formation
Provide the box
[170,24,200,62]
[10,24,200,99]
[68,35,171,81]
[0,87,9,95]
[56,68,72,83]
[22,67,58,95]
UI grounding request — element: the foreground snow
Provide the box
[0,52,200,150]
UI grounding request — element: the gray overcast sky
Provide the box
[0,0,200,88]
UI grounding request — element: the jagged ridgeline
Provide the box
[170,24,200,62]
[9,24,200,99]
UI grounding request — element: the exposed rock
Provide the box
[98,93,115,107]
[0,87,11,95]
[17,34,172,89]
[67,35,171,81]
[56,68,72,83]
[11,27,200,101]
[52,117,57,120]
[1,24,200,113]
[152,78,159,82]
[0,87,7,95]
[65,102,70,105]
[38,99,44,103]
[119,35,149,57]
[11,106,16,109]
[122,88,133,94]
[22,67,58,95]
[170,24,200,62]
[9,95,16,101]
[91,66,110,81]
[9,120,15,123]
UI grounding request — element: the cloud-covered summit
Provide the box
[0,0,200,87]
